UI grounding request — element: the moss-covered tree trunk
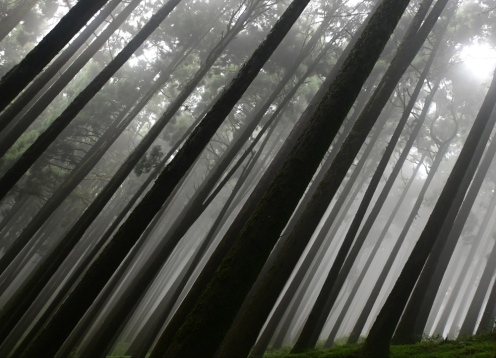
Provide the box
[156,1,413,357]
[360,68,496,358]
[149,6,380,356]
[0,0,183,200]
[0,0,111,112]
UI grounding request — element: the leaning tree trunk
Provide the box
[360,66,496,358]
[393,111,496,344]
[433,185,496,336]
[458,235,496,336]
[148,4,380,354]
[159,1,412,357]
[20,2,309,356]
[79,17,341,357]
[0,0,111,112]
[476,266,496,334]
[325,156,425,348]
[0,0,183,200]
[291,10,448,350]
[0,0,122,133]
[0,0,39,42]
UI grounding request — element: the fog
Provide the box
[0,0,496,357]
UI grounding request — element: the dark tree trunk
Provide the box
[433,187,496,336]
[159,1,412,356]
[223,109,387,358]
[0,0,122,133]
[0,0,110,112]
[393,111,496,344]
[360,67,496,358]
[458,237,496,336]
[0,0,183,200]
[325,156,425,348]
[476,268,496,334]
[291,7,448,349]
[20,2,308,356]
[148,4,380,354]
[129,154,258,358]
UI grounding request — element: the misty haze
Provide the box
[0,0,496,357]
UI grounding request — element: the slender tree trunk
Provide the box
[433,187,496,336]
[0,0,183,200]
[223,107,388,358]
[129,154,258,358]
[324,156,425,348]
[292,16,448,351]
[476,269,496,334]
[360,66,496,358]
[0,0,111,112]
[159,1,412,356]
[0,0,39,42]
[21,2,309,356]
[458,238,496,336]
[149,4,381,354]
[393,117,496,344]
[0,0,122,133]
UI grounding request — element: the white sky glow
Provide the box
[460,43,496,80]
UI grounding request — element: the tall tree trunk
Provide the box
[20,2,309,356]
[324,156,425,348]
[433,186,496,336]
[0,0,183,200]
[393,116,496,344]
[476,267,496,334]
[291,12,448,350]
[159,1,412,356]
[148,4,380,354]
[458,237,496,336]
[0,0,111,112]
[224,107,388,358]
[360,67,496,358]
[129,153,258,358]
[0,0,39,42]
[0,0,122,133]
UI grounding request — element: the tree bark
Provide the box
[159,1,412,356]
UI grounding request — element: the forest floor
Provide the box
[262,331,496,358]
[107,332,496,357]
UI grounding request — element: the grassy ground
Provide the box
[108,332,496,358]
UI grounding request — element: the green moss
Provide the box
[261,333,496,358]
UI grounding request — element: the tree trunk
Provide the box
[159,1,412,356]
[458,237,496,336]
[433,187,496,336]
[393,113,496,344]
[325,155,425,348]
[148,4,382,354]
[20,2,309,356]
[0,0,183,200]
[0,0,111,112]
[360,67,496,358]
